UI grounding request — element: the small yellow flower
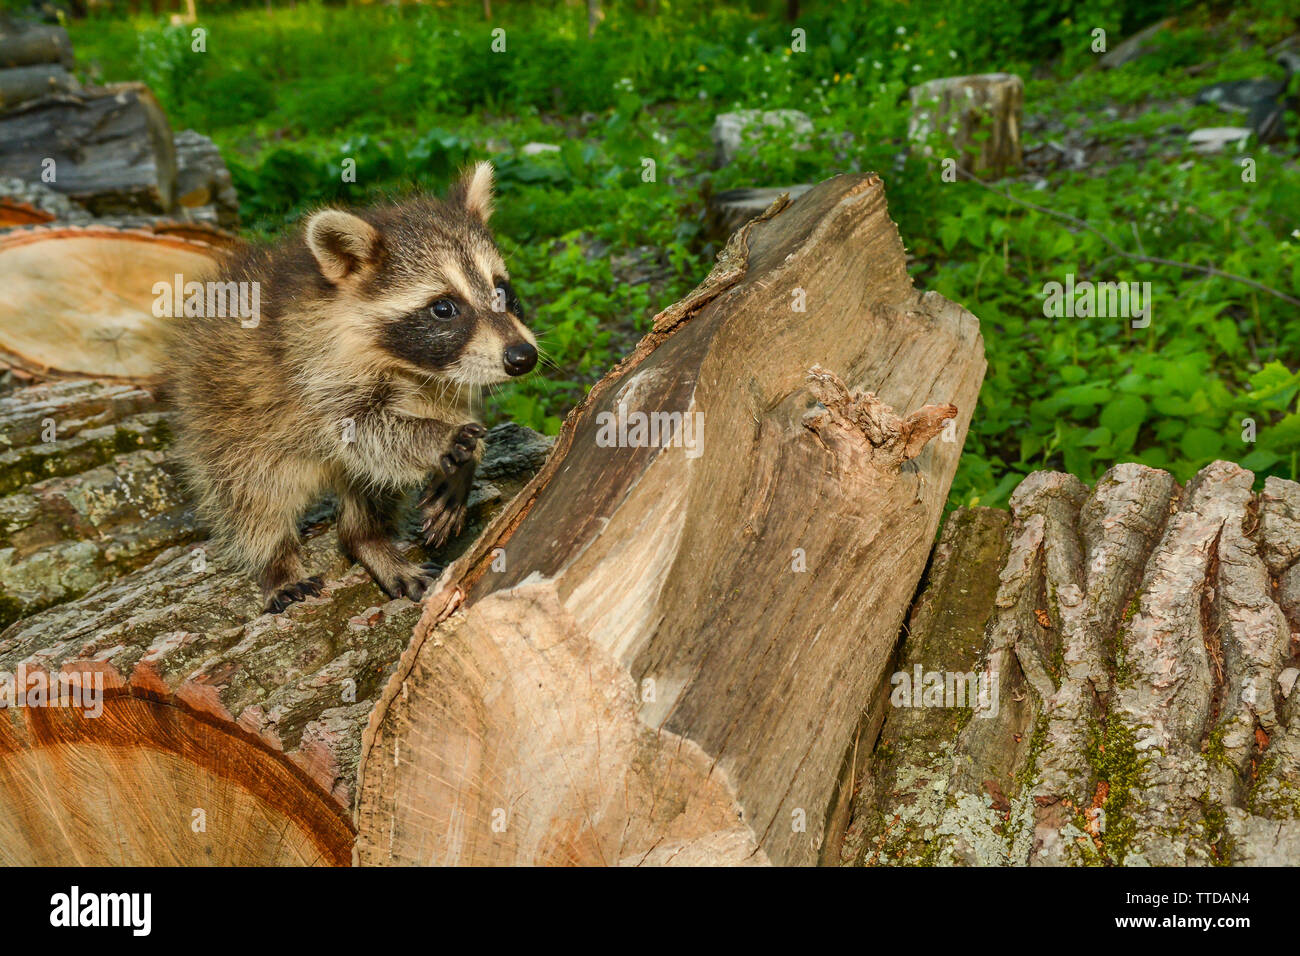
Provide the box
[698,64,707,71]
[833,73,840,82]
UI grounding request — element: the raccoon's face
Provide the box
[304,162,538,387]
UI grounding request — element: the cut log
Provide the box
[0,63,77,110]
[352,173,986,866]
[0,224,224,381]
[909,73,1024,178]
[0,84,177,215]
[0,391,553,866]
[838,461,1300,867]
[0,16,74,69]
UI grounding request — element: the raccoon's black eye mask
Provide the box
[493,278,524,318]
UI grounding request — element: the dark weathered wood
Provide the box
[0,63,76,110]
[353,173,986,866]
[0,84,177,215]
[0,16,74,69]
[840,461,1300,867]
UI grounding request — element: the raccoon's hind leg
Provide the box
[222,479,323,614]
[260,540,325,614]
[337,485,441,601]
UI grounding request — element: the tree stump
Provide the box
[353,173,986,866]
[840,461,1300,866]
[909,73,1024,178]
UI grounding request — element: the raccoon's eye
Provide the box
[429,298,458,320]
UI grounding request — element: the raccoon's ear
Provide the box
[452,161,495,223]
[305,209,381,283]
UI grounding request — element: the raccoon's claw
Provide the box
[457,422,487,444]
[420,495,468,550]
[376,561,442,602]
[264,574,325,614]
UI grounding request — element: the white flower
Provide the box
[873,60,883,69]
[949,49,958,59]
[896,25,906,34]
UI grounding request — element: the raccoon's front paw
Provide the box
[420,423,484,549]
[264,575,325,614]
[375,561,444,602]
[440,422,486,471]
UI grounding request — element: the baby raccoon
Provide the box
[159,162,537,612]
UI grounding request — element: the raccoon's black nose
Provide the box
[504,343,537,377]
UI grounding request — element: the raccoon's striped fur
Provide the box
[158,163,537,612]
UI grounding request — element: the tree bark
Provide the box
[352,173,986,866]
[839,461,1300,866]
[0,84,178,215]
[0,375,553,865]
[909,73,1024,178]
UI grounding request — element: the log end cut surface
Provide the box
[0,689,353,866]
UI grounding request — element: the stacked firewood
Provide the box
[0,13,238,229]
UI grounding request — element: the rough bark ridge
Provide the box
[841,460,1300,866]
[353,173,986,867]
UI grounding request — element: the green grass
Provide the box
[64,0,1300,508]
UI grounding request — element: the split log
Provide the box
[0,84,177,215]
[0,224,223,381]
[839,461,1300,867]
[0,385,553,866]
[352,173,986,866]
[909,73,1024,178]
[0,63,77,110]
[0,16,74,69]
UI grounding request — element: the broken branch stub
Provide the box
[803,364,958,472]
